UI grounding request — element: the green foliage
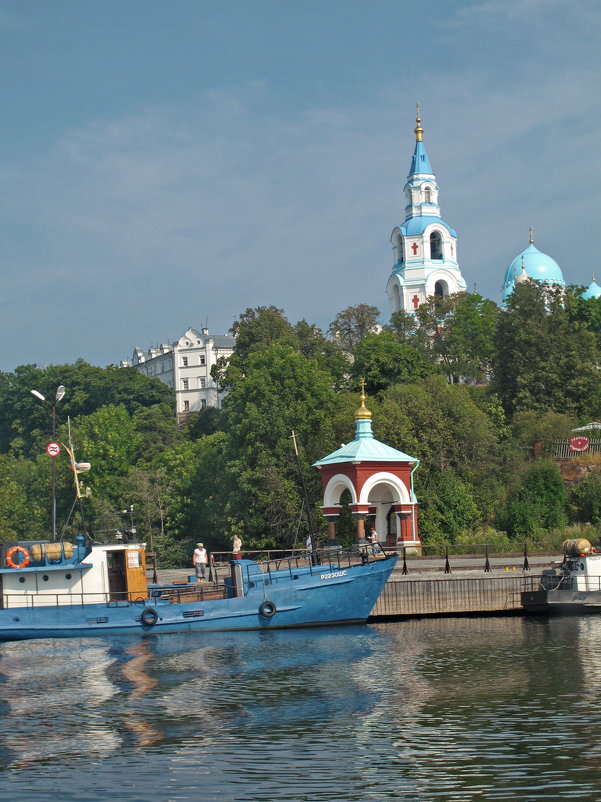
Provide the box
[0,360,173,458]
[328,303,381,352]
[351,332,435,394]
[418,472,479,543]
[570,473,601,525]
[413,292,498,384]
[496,459,568,537]
[220,343,338,546]
[493,282,601,418]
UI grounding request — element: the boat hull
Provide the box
[0,555,397,640]
[521,588,601,614]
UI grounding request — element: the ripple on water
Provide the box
[2,618,601,800]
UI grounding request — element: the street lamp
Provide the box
[31,385,66,540]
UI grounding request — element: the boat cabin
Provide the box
[0,535,149,608]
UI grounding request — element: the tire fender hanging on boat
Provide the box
[140,608,159,626]
[5,546,30,569]
[259,600,276,618]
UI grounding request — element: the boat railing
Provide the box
[522,574,601,593]
[235,545,389,585]
[0,586,222,609]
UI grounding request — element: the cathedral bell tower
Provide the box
[386,106,467,315]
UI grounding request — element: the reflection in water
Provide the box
[121,641,161,747]
[1,617,601,800]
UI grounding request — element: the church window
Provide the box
[424,187,431,202]
[434,281,448,298]
[430,231,443,260]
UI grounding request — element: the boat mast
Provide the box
[291,430,316,552]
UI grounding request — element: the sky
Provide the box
[0,0,600,371]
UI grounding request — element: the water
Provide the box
[1,615,601,801]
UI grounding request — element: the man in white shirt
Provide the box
[193,542,208,581]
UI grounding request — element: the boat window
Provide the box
[42,575,49,582]
[65,573,72,579]
[19,577,25,583]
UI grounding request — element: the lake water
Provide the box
[1,615,601,801]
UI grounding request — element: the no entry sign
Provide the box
[46,442,61,457]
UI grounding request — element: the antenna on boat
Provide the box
[291,431,317,557]
[61,417,91,539]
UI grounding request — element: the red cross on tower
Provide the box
[411,242,419,255]
[412,294,420,309]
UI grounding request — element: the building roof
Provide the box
[400,215,457,238]
[409,140,433,176]
[314,391,417,467]
[581,280,601,300]
[502,243,565,300]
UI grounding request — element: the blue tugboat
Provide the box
[0,537,397,640]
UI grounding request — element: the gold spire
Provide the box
[355,379,372,420]
[593,270,597,283]
[414,101,423,142]
[529,225,534,244]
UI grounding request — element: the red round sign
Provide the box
[569,436,589,452]
[46,442,61,457]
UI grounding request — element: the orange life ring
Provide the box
[5,545,30,569]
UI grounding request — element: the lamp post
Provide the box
[31,385,65,540]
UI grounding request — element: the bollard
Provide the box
[523,543,531,571]
[402,546,409,575]
[444,546,452,574]
[484,545,491,573]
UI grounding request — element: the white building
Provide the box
[387,108,467,315]
[122,327,235,420]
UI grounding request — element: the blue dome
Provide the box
[502,243,565,300]
[581,280,601,300]
[400,215,457,237]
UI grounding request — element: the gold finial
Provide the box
[593,270,597,283]
[529,225,534,244]
[355,378,372,420]
[414,102,423,142]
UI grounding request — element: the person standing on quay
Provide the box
[193,542,208,581]
[232,535,242,560]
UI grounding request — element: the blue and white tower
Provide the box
[386,107,467,316]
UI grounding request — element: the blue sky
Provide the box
[0,0,600,371]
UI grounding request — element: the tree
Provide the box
[492,282,601,418]
[418,472,479,543]
[294,319,349,387]
[329,303,380,352]
[0,360,174,457]
[412,292,497,383]
[571,473,601,525]
[219,343,338,546]
[351,331,436,394]
[496,459,568,537]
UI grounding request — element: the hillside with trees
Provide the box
[2,287,601,565]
